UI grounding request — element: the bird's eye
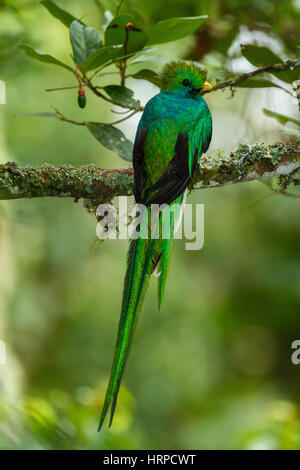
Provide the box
[182,79,190,87]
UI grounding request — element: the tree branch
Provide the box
[0,142,299,209]
[202,59,299,95]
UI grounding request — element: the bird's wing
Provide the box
[133,113,212,206]
[132,125,148,204]
[143,132,197,205]
[133,126,193,205]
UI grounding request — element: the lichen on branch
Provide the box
[0,142,299,210]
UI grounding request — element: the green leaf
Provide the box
[241,44,282,66]
[103,85,141,109]
[241,44,295,83]
[19,45,74,71]
[105,15,148,54]
[129,68,160,87]
[41,0,80,27]
[81,45,134,71]
[145,16,207,45]
[236,77,286,90]
[263,108,300,127]
[86,122,133,161]
[69,20,102,66]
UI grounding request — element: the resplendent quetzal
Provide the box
[98,60,212,430]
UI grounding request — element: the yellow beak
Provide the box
[202,81,212,90]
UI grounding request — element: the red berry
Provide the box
[126,22,134,30]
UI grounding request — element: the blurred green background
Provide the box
[0,0,300,450]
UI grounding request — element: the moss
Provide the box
[0,163,134,204]
[191,141,300,189]
[0,141,299,211]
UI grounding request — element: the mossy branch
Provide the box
[0,142,299,209]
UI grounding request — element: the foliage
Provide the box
[13,0,299,162]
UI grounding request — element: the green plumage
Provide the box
[98,61,212,430]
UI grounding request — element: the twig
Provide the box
[111,109,132,115]
[46,59,296,119]
[52,106,137,127]
[88,62,118,81]
[274,0,281,19]
[46,85,88,92]
[278,189,300,200]
[202,59,299,95]
[82,73,145,111]
[120,26,129,87]
[108,110,138,125]
[52,107,86,126]
[116,0,125,16]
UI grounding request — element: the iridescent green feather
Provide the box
[160,60,208,92]
[98,60,212,430]
[98,210,160,430]
[157,194,184,309]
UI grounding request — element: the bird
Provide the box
[98,60,213,430]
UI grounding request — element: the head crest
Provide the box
[160,60,207,91]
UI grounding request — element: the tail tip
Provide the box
[97,421,103,432]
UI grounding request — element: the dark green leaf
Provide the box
[146,16,207,45]
[19,45,74,71]
[241,44,282,66]
[86,122,133,161]
[241,44,294,83]
[236,77,285,90]
[276,64,300,83]
[81,46,134,71]
[69,20,102,66]
[41,0,80,27]
[263,108,300,127]
[103,85,141,109]
[105,15,148,54]
[129,68,160,87]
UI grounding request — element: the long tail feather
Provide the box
[157,194,185,309]
[157,210,174,310]
[98,209,159,430]
[98,195,185,430]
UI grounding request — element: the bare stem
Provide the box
[46,85,87,92]
[52,107,86,126]
[116,0,125,16]
[108,109,138,125]
[82,73,144,111]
